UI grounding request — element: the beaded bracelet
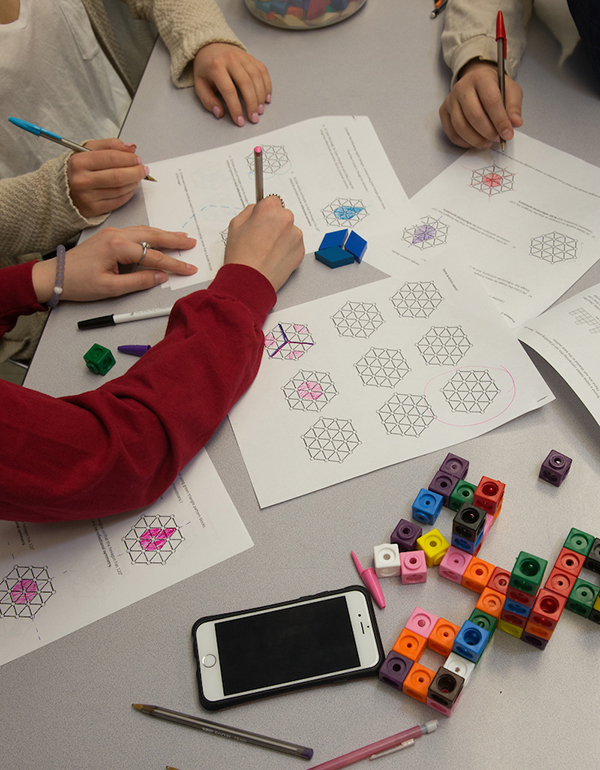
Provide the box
[47,244,66,309]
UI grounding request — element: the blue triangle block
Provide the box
[315,246,355,268]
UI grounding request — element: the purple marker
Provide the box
[118,345,151,357]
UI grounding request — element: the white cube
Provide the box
[374,543,401,577]
[444,652,476,687]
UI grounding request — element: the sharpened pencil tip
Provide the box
[144,175,157,182]
[132,703,143,710]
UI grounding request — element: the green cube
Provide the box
[564,528,594,557]
[469,609,497,637]
[449,480,477,512]
[509,552,547,596]
[84,343,115,375]
[566,578,600,618]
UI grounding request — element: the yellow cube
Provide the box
[416,528,449,567]
[497,618,523,638]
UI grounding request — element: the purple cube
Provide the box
[439,452,469,479]
[391,518,422,552]
[539,450,572,487]
[378,651,412,690]
[429,470,460,506]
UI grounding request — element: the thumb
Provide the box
[505,79,523,127]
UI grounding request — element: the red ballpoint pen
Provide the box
[496,11,507,151]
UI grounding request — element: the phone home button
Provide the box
[201,654,217,668]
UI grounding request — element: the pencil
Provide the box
[254,145,264,202]
[8,117,156,181]
[496,12,507,151]
[132,703,313,760]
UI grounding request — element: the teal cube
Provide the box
[84,343,115,375]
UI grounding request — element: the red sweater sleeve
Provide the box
[0,263,276,523]
[0,261,47,337]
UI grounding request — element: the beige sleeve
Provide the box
[0,154,107,269]
[124,0,247,88]
[441,0,534,86]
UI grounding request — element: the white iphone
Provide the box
[192,585,384,710]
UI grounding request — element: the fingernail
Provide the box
[251,112,259,124]
[123,142,136,149]
[483,141,493,149]
[237,116,245,127]
[258,104,265,115]
[144,166,150,176]
[137,157,144,165]
[213,105,222,119]
[266,94,272,103]
[155,272,168,284]
[501,128,512,139]
[186,263,198,272]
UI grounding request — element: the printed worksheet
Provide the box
[0,452,253,667]
[142,116,409,288]
[368,133,600,328]
[519,284,600,425]
[228,254,554,508]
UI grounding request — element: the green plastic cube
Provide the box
[469,609,497,637]
[566,578,600,618]
[84,343,115,375]
[564,528,594,558]
[509,552,547,596]
[449,480,477,512]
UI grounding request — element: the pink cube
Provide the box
[400,550,427,584]
[405,607,439,638]
[439,546,472,584]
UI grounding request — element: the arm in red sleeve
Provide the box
[0,262,48,338]
[0,263,276,523]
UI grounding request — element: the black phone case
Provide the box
[191,584,384,710]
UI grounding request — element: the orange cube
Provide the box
[427,618,461,657]
[402,662,436,703]
[392,627,427,661]
[462,556,495,593]
[475,587,505,618]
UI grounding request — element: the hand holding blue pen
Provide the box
[8,117,155,218]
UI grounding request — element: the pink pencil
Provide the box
[309,721,438,770]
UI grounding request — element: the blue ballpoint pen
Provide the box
[8,117,156,181]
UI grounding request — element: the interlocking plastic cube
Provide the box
[427,667,465,715]
[400,550,427,584]
[584,538,600,574]
[473,476,505,516]
[439,546,472,584]
[391,627,427,661]
[500,608,528,628]
[505,585,537,608]
[589,595,600,625]
[417,529,450,567]
[475,587,505,618]
[497,617,523,638]
[391,518,422,553]
[509,552,547,596]
[566,578,600,618]
[412,488,443,526]
[462,556,495,593]
[448,480,477,512]
[378,650,412,690]
[539,450,572,486]
[403,662,436,703]
[554,547,585,576]
[84,343,115,375]
[374,543,401,578]
[504,598,532,618]
[453,504,486,543]
[452,620,490,663]
[405,607,439,638]
[524,618,554,641]
[468,609,497,636]
[564,527,594,557]
[529,589,566,631]
[544,565,577,598]
[439,452,469,479]
[443,652,475,687]
[521,630,550,650]
[427,618,461,657]
[451,527,484,555]
[428,470,459,506]
[488,566,511,595]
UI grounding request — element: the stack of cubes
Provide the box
[379,606,491,716]
[499,552,548,647]
[546,528,600,625]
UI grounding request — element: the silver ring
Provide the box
[139,241,150,264]
[267,193,285,208]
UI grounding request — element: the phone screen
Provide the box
[215,596,360,695]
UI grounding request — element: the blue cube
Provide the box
[453,620,490,663]
[412,488,443,526]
